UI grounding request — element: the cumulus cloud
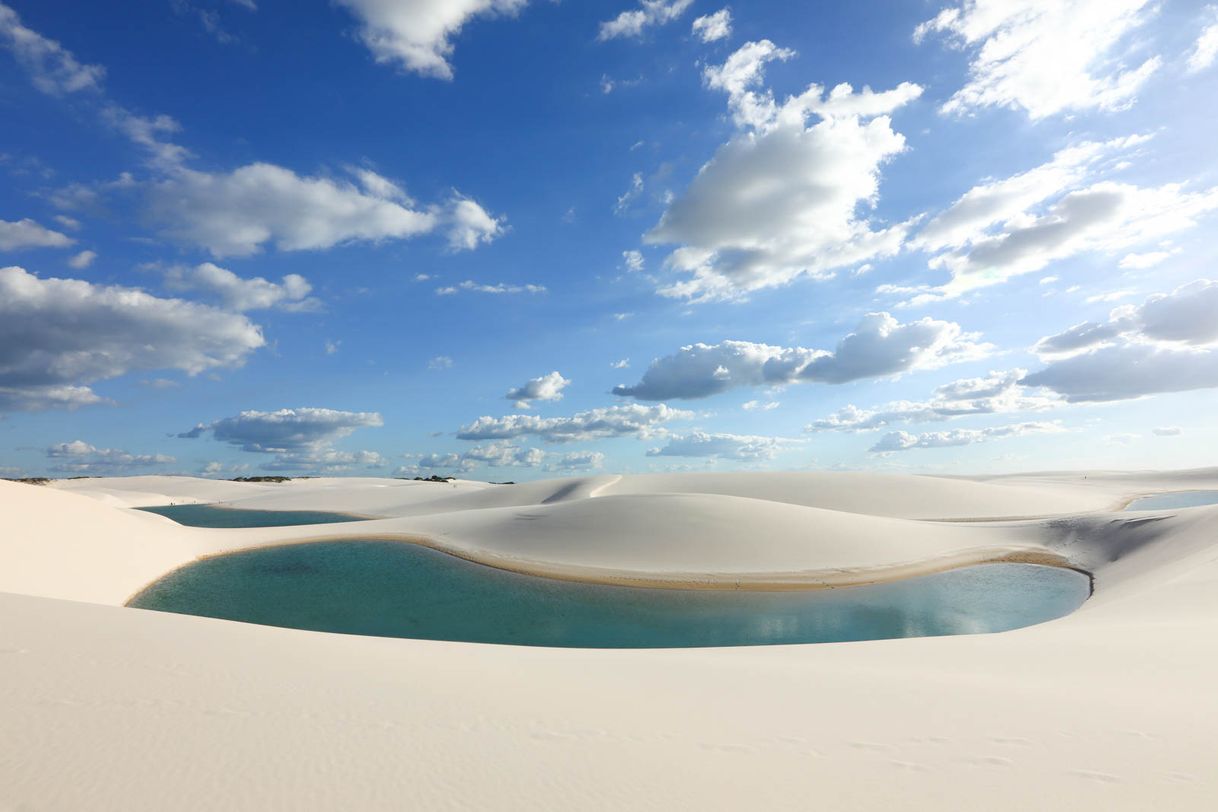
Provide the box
[915,0,1161,120]
[622,249,644,271]
[645,40,922,301]
[547,450,606,471]
[147,164,438,257]
[1025,280,1218,401]
[335,0,527,79]
[0,265,264,412]
[1187,7,1218,74]
[260,448,385,473]
[870,421,1064,453]
[613,312,988,400]
[67,249,96,269]
[929,183,1218,299]
[178,407,383,452]
[647,431,788,460]
[1036,280,1218,355]
[807,370,1060,432]
[444,195,506,250]
[598,0,693,40]
[910,137,1144,255]
[1025,344,1218,402]
[178,407,384,472]
[163,262,318,312]
[402,442,603,474]
[457,403,691,443]
[45,439,174,474]
[435,280,545,295]
[0,3,105,94]
[903,136,1218,301]
[0,218,73,250]
[505,370,570,409]
[691,9,732,43]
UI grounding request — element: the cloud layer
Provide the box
[916,0,1160,119]
[614,312,988,400]
[457,403,691,443]
[0,266,264,411]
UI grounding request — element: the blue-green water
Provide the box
[138,504,365,528]
[1126,491,1218,511]
[129,541,1090,648]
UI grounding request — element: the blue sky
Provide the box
[2,0,1218,480]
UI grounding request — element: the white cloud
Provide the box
[1026,280,1218,401]
[163,262,318,312]
[1083,289,1138,304]
[457,403,692,443]
[260,448,384,473]
[67,249,96,269]
[0,265,264,412]
[910,137,1144,255]
[0,3,105,94]
[428,355,454,370]
[610,358,630,369]
[870,421,1064,453]
[646,40,922,301]
[807,370,1060,432]
[622,249,644,271]
[435,280,546,295]
[178,407,383,471]
[506,370,570,409]
[445,195,505,250]
[911,178,1218,302]
[615,172,644,214]
[742,399,780,411]
[614,312,988,400]
[1035,280,1218,356]
[547,450,606,471]
[335,0,528,80]
[0,218,73,250]
[1187,7,1218,74]
[324,340,340,355]
[1026,343,1218,402]
[402,443,604,474]
[915,0,1161,120]
[147,164,437,257]
[691,9,732,43]
[598,0,694,41]
[45,439,175,474]
[53,215,80,230]
[1119,249,1178,269]
[647,431,787,460]
[1153,426,1182,437]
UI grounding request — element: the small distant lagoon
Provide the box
[138,504,365,528]
[1125,491,1218,511]
[129,541,1090,648]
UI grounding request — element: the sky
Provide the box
[2,0,1218,481]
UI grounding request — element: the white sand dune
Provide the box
[4,469,1218,809]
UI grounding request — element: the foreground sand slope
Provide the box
[3,471,1218,809]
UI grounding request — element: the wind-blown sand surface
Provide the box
[3,470,1218,809]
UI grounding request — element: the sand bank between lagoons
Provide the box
[3,470,1218,810]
